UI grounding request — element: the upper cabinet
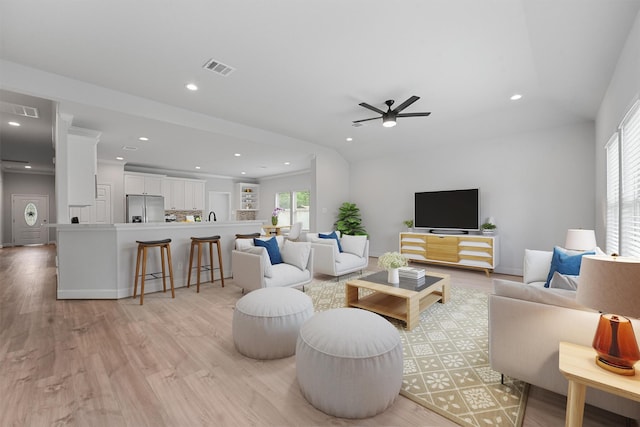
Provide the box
[237,183,259,210]
[124,173,165,196]
[67,127,100,206]
[163,177,205,210]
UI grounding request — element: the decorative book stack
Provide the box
[398,267,426,286]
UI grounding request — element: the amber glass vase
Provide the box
[592,314,640,375]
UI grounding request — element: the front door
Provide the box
[12,194,50,246]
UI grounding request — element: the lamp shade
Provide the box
[564,229,596,251]
[576,255,640,319]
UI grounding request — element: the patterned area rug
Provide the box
[304,273,529,427]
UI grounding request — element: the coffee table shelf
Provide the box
[346,271,449,330]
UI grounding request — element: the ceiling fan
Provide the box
[353,95,431,127]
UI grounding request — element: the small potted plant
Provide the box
[403,219,414,231]
[378,251,409,284]
[481,222,497,235]
[271,207,284,225]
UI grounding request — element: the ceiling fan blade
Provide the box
[358,102,386,115]
[396,112,431,118]
[352,117,381,124]
[392,95,420,113]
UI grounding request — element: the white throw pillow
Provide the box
[340,235,367,257]
[235,238,254,250]
[549,271,580,291]
[244,246,273,278]
[523,249,553,284]
[309,237,340,260]
[281,240,312,271]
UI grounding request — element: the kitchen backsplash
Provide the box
[165,210,203,222]
[236,210,257,221]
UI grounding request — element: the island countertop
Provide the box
[54,221,263,299]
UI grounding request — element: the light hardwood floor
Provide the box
[0,245,635,426]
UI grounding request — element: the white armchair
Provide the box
[232,237,314,293]
[306,232,369,278]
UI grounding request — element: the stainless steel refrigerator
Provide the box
[126,195,165,223]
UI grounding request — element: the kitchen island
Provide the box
[54,221,263,299]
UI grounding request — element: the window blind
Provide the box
[620,100,640,257]
[605,133,619,255]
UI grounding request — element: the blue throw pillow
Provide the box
[319,231,343,252]
[254,237,282,265]
[544,246,594,288]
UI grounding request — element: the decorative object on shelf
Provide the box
[271,207,284,226]
[378,251,409,284]
[576,255,640,375]
[481,218,497,234]
[403,219,414,232]
[335,202,367,236]
[564,229,597,250]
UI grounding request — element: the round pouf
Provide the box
[233,287,314,359]
[296,308,403,419]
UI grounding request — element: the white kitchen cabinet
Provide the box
[164,178,185,210]
[185,180,205,210]
[124,173,165,195]
[67,127,100,206]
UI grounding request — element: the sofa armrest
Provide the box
[310,242,338,276]
[232,249,265,292]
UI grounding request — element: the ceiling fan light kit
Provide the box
[354,95,431,127]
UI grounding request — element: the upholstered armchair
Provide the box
[232,236,314,293]
[306,232,369,279]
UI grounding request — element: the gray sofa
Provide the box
[488,249,640,420]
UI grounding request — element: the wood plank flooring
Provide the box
[0,244,635,426]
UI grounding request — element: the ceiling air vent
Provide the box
[202,58,236,76]
[0,101,40,118]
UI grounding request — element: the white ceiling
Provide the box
[1,0,639,178]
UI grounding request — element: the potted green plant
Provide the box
[335,202,367,236]
[403,219,414,231]
[481,222,497,234]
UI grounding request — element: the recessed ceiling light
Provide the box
[138,136,149,141]
[24,165,32,169]
[510,94,523,101]
[346,137,353,142]
[186,83,198,91]
[195,166,201,170]
[8,121,20,127]
[241,171,246,175]
[284,162,290,165]
[234,153,241,157]
[116,156,124,161]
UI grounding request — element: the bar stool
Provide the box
[235,232,261,239]
[188,235,225,292]
[133,239,175,305]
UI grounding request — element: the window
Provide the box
[276,190,310,230]
[606,100,640,256]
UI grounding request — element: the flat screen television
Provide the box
[414,188,479,233]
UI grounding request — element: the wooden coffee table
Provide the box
[345,270,450,330]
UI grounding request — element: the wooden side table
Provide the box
[559,341,640,427]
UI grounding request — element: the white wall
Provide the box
[349,122,595,275]
[595,11,640,247]
[312,151,350,232]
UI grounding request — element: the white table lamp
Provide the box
[564,229,596,251]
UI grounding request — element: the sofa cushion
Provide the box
[544,246,594,287]
[254,237,282,265]
[265,263,312,288]
[319,231,343,253]
[336,252,367,271]
[244,246,273,278]
[309,236,340,260]
[493,278,593,311]
[548,271,579,291]
[281,240,312,271]
[340,235,367,258]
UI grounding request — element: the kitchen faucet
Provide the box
[208,211,217,222]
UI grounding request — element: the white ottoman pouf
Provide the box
[233,287,314,359]
[296,308,403,419]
